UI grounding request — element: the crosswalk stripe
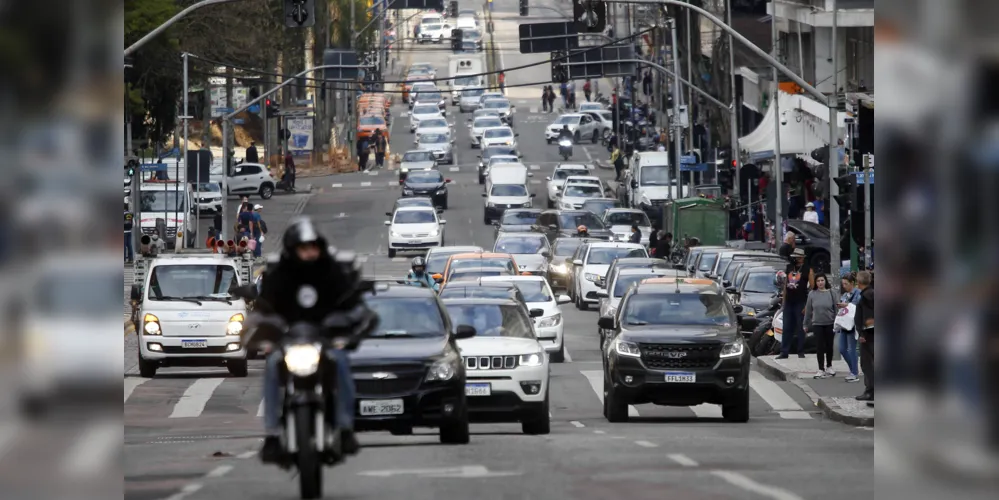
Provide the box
[580,370,639,417]
[124,377,150,403]
[361,181,372,187]
[61,421,121,478]
[331,183,343,188]
[169,378,226,418]
[748,371,813,419]
[689,403,723,419]
[256,399,265,418]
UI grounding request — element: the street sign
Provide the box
[248,104,260,113]
[518,22,579,53]
[233,118,245,125]
[680,154,697,165]
[140,163,167,172]
[854,170,874,184]
[217,107,234,114]
[680,163,709,172]
[277,108,314,117]
[563,45,636,79]
[322,49,361,81]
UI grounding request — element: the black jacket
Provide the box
[654,238,672,259]
[257,252,364,325]
[629,230,641,244]
[855,286,874,336]
[246,146,259,163]
[558,129,573,141]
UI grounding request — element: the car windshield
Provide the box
[698,253,719,271]
[488,157,518,167]
[490,184,527,197]
[420,118,448,128]
[553,239,583,256]
[583,200,617,217]
[394,210,436,224]
[613,274,659,297]
[639,165,671,185]
[413,105,439,115]
[588,247,646,265]
[427,251,467,274]
[462,88,485,97]
[406,171,443,183]
[580,103,601,110]
[38,271,123,316]
[484,147,516,158]
[564,185,602,197]
[439,286,515,300]
[407,70,430,78]
[558,212,604,229]
[556,115,580,125]
[140,190,185,212]
[418,133,447,144]
[623,293,734,326]
[449,269,507,281]
[475,110,500,118]
[425,24,442,30]
[494,236,545,254]
[475,118,503,128]
[553,168,587,180]
[605,211,650,226]
[451,258,515,273]
[416,91,442,101]
[454,75,478,86]
[500,211,539,224]
[359,116,384,126]
[715,258,732,275]
[403,151,434,162]
[444,303,535,338]
[193,183,220,192]
[484,128,512,138]
[396,198,433,208]
[484,100,508,109]
[464,29,481,37]
[743,272,778,293]
[147,265,238,301]
[366,297,446,337]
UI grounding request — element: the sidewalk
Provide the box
[756,354,875,427]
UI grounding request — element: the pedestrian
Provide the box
[649,224,659,250]
[610,144,624,181]
[374,130,387,168]
[778,232,795,260]
[238,198,256,238]
[541,86,550,112]
[854,271,875,402]
[654,231,673,260]
[357,136,370,171]
[284,152,296,189]
[498,72,505,91]
[559,81,568,108]
[779,247,814,359]
[252,204,268,258]
[246,141,259,164]
[567,88,576,110]
[835,273,863,382]
[628,224,641,244]
[804,273,838,378]
[802,202,819,223]
[124,202,134,262]
[583,78,592,101]
[547,87,556,112]
[642,70,652,96]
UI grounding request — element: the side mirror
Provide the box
[545,176,552,181]
[732,305,744,314]
[385,211,392,216]
[432,274,443,283]
[556,294,571,304]
[515,133,520,137]
[384,220,391,226]
[722,280,731,288]
[230,284,258,301]
[572,259,583,266]
[454,324,477,339]
[595,290,609,298]
[492,221,499,226]
[477,154,482,159]
[440,220,447,224]
[130,284,142,301]
[541,250,550,257]
[481,193,488,197]
[597,316,616,330]
[585,291,600,300]
[518,152,524,158]
[436,208,444,214]
[530,193,536,197]
[529,308,544,318]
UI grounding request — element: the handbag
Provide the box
[834,302,856,332]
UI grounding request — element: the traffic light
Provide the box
[283,0,315,28]
[572,0,606,33]
[126,159,137,177]
[519,0,529,16]
[451,28,463,51]
[833,173,857,211]
[550,52,567,83]
[265,98,280,116]
[448,1,457,17]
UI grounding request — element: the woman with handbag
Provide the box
[835,273,863,382]
[804,273,838,379]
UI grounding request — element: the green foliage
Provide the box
[126,0,181,148]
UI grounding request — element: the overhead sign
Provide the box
[518,22,579,53]
[854,170,874,184]
[680,154,697,165]
[563,45,636,79]
[140,163,167,172]
[680,163,709,172]
[247,104,260,113]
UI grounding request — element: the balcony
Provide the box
[774,0,873,27]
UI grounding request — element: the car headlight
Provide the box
[226,313,243,335]
[390,231,400,237]
[584,273,599,282]
[403,189,413,195]
[519,351,544,367]
[537,314,561,328]
[143,313,161,335]
[604,307,617,319]
[426,351,459,381]
[284,343,322,376]
[640,194,651,205]
[523,200,532,208]
[742,307,757,316]
[436,188,446,194]
[429,228,440,237]
[719,341,745,358]
[401,167,410,173]
[486,202,495,207]
[549,263,567,274]
[614,339,641,357]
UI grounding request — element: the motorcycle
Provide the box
[232,285,378,499]
[747,293,783,357]
[558,138,573,160]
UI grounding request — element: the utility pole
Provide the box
[685,8,693,158]
[669,18,683,196]
[828,0,841,281]
[771,5,783,242]
[180,52,195,248]
[726,0,740,204]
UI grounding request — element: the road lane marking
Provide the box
[593,430,606,434]
[448,166,460,171]
[710,470,804,500]
[689,403,723,419]
[635,440,658,448]
[61,421,121,477]
[256,399,265,417]
[124,377,150,403]
[206,465,234,478]
[391,257,408,262]
[668,454,699,467]
[361,181,372,187]
[563,346,572,362]
[163,483,203,500]
[529,165,540,170]
[331,183,343,188]
[580,370,639,417]
[237,450,258,459]
[570,421,584,428]
[169,378,226,418]
[584,147,593,161]
[748,371,813,419]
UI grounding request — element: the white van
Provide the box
[626,151,689,211]
[456,15,477,30]
[483,164,535,224]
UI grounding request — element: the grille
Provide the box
[464,356,518,370]
[649,199,667,207]
[354,378,422,396]
[639,343,721,370]
[141,227,178,237]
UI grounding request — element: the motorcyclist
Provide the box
[558,124,573,143]
[405,256,438,290]
[254,217,371,463]
[574,224,589,237]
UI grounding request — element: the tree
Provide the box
[125,0,183,150]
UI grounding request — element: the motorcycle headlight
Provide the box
[284,344,322,376]
[719,341,745,358]
[614,339,641,357]
[559,139,572,147]
[537,314,561,328]
[519,351,544,367]
[426,351,459,381]
[584,273,599,282]
[143,313,161,335]
[226,313,244,335]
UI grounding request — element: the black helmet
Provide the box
[281,217,327,258]
[411,256,426,271]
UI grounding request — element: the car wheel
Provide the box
[442,198,448,210]
[603,376,629,423]
[550,343,565,363]
[259,184,274,199]
[227,358,248,377]
[388,248,397,258]
[592,130,599,144]
[439,413,470,444]
[521,393,551,435]
[138,348,157,378]
[722,385,750,423]
[546,138,552,145]
[483,214,490,225]
[579,297,588,311]
[574,288,584,310]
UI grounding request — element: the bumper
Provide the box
[484,204,527,218]
[460,102,479,112]
[578,279,601,304]
[549,271,571,290]
[402,192,447,205]
[388,237,443,250]
[354,380,466,431]
[197,201,223,212]
[465,369,547,422]
[545,130,561,140]
[139,334,245,365]
[535,325,563,353]
[607,353,750,407]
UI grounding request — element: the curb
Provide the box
[755,356,874,427]
[594,159,613,170]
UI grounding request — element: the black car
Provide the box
[546,237,600,291]
[729,264,783,333]
[478,145,520,181]
[532,209,613,243]
[353,284,477,442]
[598,277,750,423]
[785,219,840,274]
[493,209,542,239]
[401,169,451,209]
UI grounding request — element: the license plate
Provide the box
[182,340,208,348]
[664,372,696,383]
[465,383,491,396]
[359,399,404,416]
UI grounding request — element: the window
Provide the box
[366,297,446,337]
[484,100,508,109]
[394,210,437,224]
[193,183,220,192]
[488,157,518,167]
[451,258,515,273]
[563,185,601,197]
[556,115,580,125]
[621,293,735,326]
[139,190,186,212]
[587,246,647,265]
[511,281,553,302]
[500,210,540,224]
[449,269,507,281]
[553,168,587,180]
[475,118,503,128]
[605,211,651,227]
[490,184,527,197]
[582,200,617,218]
[239,165,262,175]
[715,258,732,276]
[413,105,439,115]
[395,198,433,209]
[743,272,778,294]
[558,212,604,229]
[418,133,448,144]
[613,275,654,297]
[698,253,719,271]
[403,151,435,162]
[439,286,515,300]
[147,265,238,301]
[484,128,512,138]
[462,88,485,97]
[421,119,448,129]
[494,236,546,254]
[454,75,479,86]
[405,171,443,183]
[427,251,463,274]
[359,116,384,126]
[639,165,671,185]
[443,304,535,338]
[425,24,442,30]
[417,91,442,101]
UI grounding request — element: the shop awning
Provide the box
[739,91,849,161]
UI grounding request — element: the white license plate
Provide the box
[182,340,208,348]
[465,383,491,396]
[664,372,696,383]
[359,399,404,416]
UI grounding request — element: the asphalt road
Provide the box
[124,2,873,499]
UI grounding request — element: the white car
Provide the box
[571,242,648,310]
[227,162,279,199]
[192,182,224,213]
[578,101,605,112]
[413,88,447,112]
[408,103,444,132]
[414,116,452,139]
[409,62,437,79]
[602,208,654,246]
[408,82,439,108]
[483,155,520,179]
[469,115,504,148]
[481,98,514,125]
[477,92,505,107]
[479,126,518,149]
[479,276,572,362]
[491,232,551,277]
[443,298,551,434]
[418,22,450,43]
[414,132,454,164]
[545,113,604,144]
[545,163,591,208]
[557,182,604,210]
[384,206,446,258]
[582,110,614,140]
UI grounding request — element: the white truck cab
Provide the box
[626,151,689,216]
[483,164,535,224]
[130,249,256,378]
[138,180,197,249]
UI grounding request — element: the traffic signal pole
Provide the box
[124,0,242,57]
